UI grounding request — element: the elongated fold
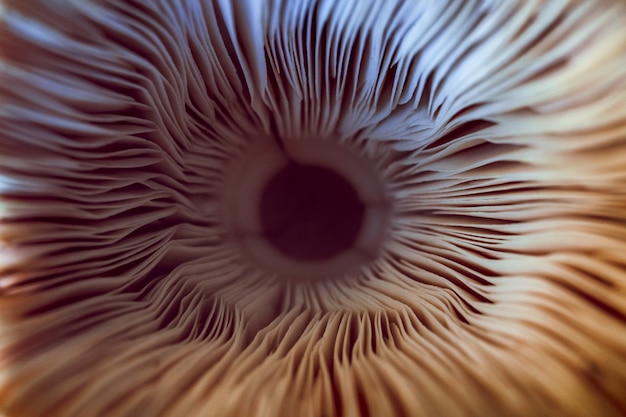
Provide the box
[1,1,626,416]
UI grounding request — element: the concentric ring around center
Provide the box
[222,138,391,281]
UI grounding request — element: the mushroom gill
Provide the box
[1,0,626,416]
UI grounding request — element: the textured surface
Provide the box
[1,1,626,416]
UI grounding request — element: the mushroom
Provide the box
[1,0,626,416]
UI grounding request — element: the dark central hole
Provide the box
[260,162,365,261]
